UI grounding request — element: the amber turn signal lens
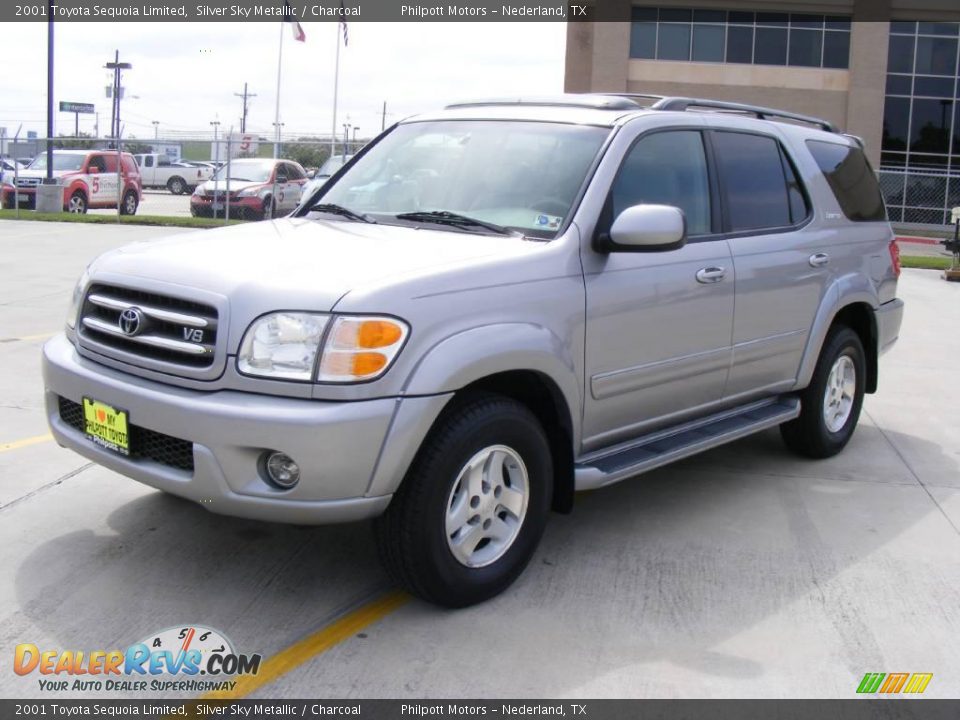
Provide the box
[351,352,388,376]
[357,320,404,348]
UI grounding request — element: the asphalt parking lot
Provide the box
[1,219,958,699]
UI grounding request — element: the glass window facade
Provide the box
[629,7,851,69]
[881,21,960,224]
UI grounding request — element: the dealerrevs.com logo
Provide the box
[856,672,933,694]
[13,625,261,694]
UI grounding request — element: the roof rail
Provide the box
[650,97,838,133]
[445,95,642,111]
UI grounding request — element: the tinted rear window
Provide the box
[712,131,795,231]
[806,140,886,222]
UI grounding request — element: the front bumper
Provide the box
[190,194,264,218]
[876,297,904,355]
[42,333,449,525]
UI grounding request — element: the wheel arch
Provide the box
[797,288,879,395]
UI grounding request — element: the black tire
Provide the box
[261,196,275,220]
[119,190,138,216]
[781,326,866,459]
[167,176,186,195]
[67,191,87,214]
[374,393,553,608]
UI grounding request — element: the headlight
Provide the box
[237,186,262,198]
[237,313,409,383]
[317,316,409,382]
[237,312,329,381]
[65,268,90,330]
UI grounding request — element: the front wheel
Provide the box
[781,326,866,458]
[374,393,552,608]
[67,191,87,214]
[167,177,186,195]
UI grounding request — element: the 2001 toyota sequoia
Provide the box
[43,95,904,607]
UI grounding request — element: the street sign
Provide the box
[59,101,95,114]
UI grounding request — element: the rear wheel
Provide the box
[781,326,866,458]
[374,393,552,608]
[67,191,87,214]
[119,190,138,216]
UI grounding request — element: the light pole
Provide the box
[342,123,350,160]
[352,126,359,151]
[272,122,284,157]
[210,120,221,164]
[152,120,159,140]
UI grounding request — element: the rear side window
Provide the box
[806,140,886,222]
[712,131,805,232]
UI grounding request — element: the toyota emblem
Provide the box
[119,307,144,336]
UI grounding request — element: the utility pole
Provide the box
[152,120,159,140]
[104,51,132,143]
[234,82,256,134]
[381,101,386,132]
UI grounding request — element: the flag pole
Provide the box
[273,20,284,159]
[330,24,340,158]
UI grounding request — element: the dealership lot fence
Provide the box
[878,168,960,229]
[3,136,958,231]
[0,134,362,223]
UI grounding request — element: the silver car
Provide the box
[43,95,903,607]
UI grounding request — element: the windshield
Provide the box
[212,160,274,183]
[318,155,351,176]
[314,121,609,238]
[28,154,85,172]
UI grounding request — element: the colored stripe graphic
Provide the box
[856,673,885,694]
[879,673,909,693]
[903,673,933,694]
[857,672,932,694]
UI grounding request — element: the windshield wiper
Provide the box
[307,203,376,224]
[394,210,518,236]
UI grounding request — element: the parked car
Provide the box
[190,158,307,220]
[134,153,212,195]
[43,95,903,607]
[302,154,355,200]
[1,149,141,214]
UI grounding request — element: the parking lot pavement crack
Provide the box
[0,462,93,512]
[865,408,960,538]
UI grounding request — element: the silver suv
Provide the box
[43,95,904,607]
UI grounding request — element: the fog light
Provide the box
[265,452,300,489]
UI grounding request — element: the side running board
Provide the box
[574,396,801,491]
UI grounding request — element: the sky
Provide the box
[0,21,568,143]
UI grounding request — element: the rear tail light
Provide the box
[889,239,901,278]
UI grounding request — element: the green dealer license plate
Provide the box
[82,397,130,456]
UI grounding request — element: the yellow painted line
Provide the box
[203,590,410,700]
[0,433,53,453]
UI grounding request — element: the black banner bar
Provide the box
[2,700,959,720]
[1,0,911,23]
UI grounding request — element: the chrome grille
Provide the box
[15,177,40,188]
[78,284,218,369]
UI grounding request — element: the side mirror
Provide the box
[597,204,686,253]
[276,174,288,183]
[87,166,99,175]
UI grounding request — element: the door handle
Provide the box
[809,252,830,268]
[695,266,726,283]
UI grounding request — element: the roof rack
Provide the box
[445,95,642,111]
[648,97,838,133]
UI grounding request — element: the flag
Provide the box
[339,0,348,46]
[284,0,306,42]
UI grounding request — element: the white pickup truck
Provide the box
[134,153,212,195]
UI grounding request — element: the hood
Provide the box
[91,216,535,316]
[16,168,74,179]
[196,179,264,194]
